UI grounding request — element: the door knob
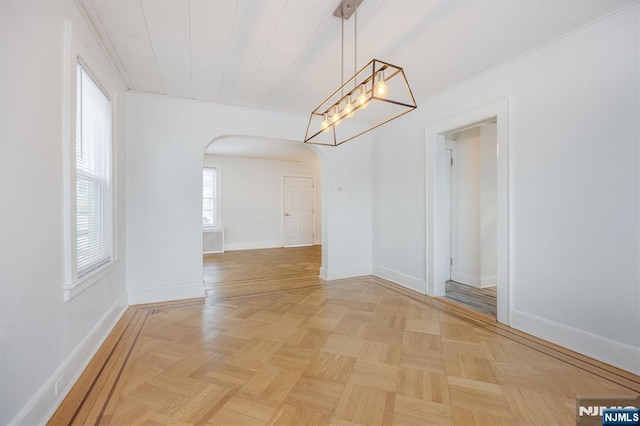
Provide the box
[285,213,292,216]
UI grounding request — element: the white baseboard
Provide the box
[128,284,205,305]
[480,275,497,288]
[321,264,372,281]
[319,267,328,280]
[10,293,128,426]
[373,265,426,294]
[449,271,496,288]
[224,240,281,251]
[511,309,640,375]
[451,271,484,287]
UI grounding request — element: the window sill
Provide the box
[64,259,117,301]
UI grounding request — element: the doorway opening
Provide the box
[201,136,323,298]
[425,98,510,324]
[442,124,497,317]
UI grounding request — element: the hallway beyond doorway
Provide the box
[443,280,497,317]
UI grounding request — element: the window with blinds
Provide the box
[75,62,113,278]
[202,167,218,227]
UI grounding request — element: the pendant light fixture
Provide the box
[304,0,417,146]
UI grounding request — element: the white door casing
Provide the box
[444,145,454,282]
[425,98,510,325]
[283,176,315,247]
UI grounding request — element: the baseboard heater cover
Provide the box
[203,228,224,254]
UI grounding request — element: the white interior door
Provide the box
[284,176,314,247]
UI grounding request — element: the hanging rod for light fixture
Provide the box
[304,0,417,146]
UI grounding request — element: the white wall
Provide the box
[203,155,322,250]
[126,93,372,304]
[480,123,497,286]
[319,139,373,281]
[373,5,639,373]
[0,1,128,424]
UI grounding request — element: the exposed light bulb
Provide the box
[374,71,388,99]
[344,95,354,118]
[357,85,369,110]
[331,106,341,125]
[321,113,330,132]
[375,81,388,98]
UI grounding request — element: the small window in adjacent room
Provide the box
[202,167,219,227]
[74,61,113,279]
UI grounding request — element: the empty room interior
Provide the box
[1,0,639,424]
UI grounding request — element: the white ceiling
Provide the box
[79,0,634,116]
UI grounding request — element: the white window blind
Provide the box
[76,62,113,277]
[203,167,217,227]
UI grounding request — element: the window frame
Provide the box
[202,162,222,229]
[63,22,118,301]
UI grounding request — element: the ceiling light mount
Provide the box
[333,0,364,20]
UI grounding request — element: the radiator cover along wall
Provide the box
[203,229,224,254]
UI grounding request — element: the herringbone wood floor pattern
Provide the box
[51,248,639,425]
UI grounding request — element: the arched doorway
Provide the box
[201,135,323,297]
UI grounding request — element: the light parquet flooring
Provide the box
[203,246,322,299]
[51,275,639,425]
